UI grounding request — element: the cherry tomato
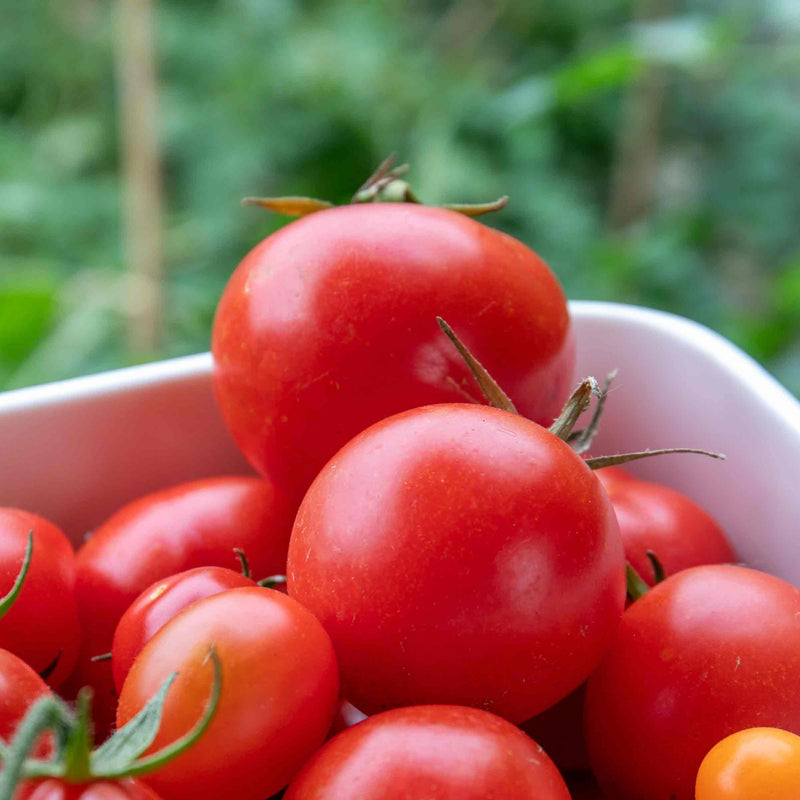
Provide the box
[19,779,163,800]
[212,203,574,505]
[523,468,736,772]
[111,567,254,692]
[117,587,339,800]
[67,476,294,740]
[284,705,571,800]
[585,565,800,800]
[696,727,800,800]
[596,465,736,585]
[0,509,79,687]
[0,648,52,759]
[288,403,625,723]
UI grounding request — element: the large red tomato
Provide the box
[212,203,574,504]
[284,705,571,800]
[288,403,625,723]
[111,567,254,691]
[585,565,800,800]
[117,587,339,800]
[0,509,79,687]
[595,465,736,584]
[67,476,294,740]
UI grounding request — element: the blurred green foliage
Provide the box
[2,0,800,391]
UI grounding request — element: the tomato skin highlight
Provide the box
[0,509,79,687]
[585,565,800,800]
[68,476,294,740]
[117,586,339,800]
[20,779,164,800]
[288,403,625,723]
[212,203,574,505]
[111,566,254,692]
[695,728,800,800]
[284,705,571,800]
[595,466,736,586]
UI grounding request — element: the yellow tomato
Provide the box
[696,727,800,800]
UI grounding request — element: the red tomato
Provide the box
[212,203,574,505]
[523,468,735,772]
[585,565,800,800]
[111,567,254,692]
[695,727,800,800]
[67,476,294,740]
[288,403,625,723]
[0,509,79,687]
[284,705,571,800]
[0,648,52,758]
[595,466,736,585]
[117,587,339,800]
[20,780,163,800]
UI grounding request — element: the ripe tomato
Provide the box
[0,648,52,759]
[0,509,79,687]
[284,705,571,800]
[595,465,736,585]
[111,567,254,691]
[523,468,735,772]
[212,203,574,505]
[288,403,625,723]
[67,476,294,740]
[585,565,800,800]
[695,728,800,800]
[19,780,163,800]
[117,587,339,800]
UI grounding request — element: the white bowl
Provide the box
[1,301,799,583]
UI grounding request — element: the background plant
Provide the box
[2,0,800,392]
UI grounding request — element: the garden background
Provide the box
[3,0,800,392]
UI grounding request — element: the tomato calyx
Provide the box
[437,317,726,468]
[647,550,667,584]
[38,651,62,682]
[258,574,287,589]
[625,563,651,602]
[625,551,668,602]
[242,154,508,219]
[232,547,286,588]
[233,547,251,578]
[0,647,222,800]
[0,531,33,620]
[436,317,517,413]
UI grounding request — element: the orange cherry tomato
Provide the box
[696,727,800,800]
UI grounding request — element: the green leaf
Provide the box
[95,646,222,780]
[555,45,641,104]
[91,672,177,775]
[0,532,33,621]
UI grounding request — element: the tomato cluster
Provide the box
[1,165,798,800]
